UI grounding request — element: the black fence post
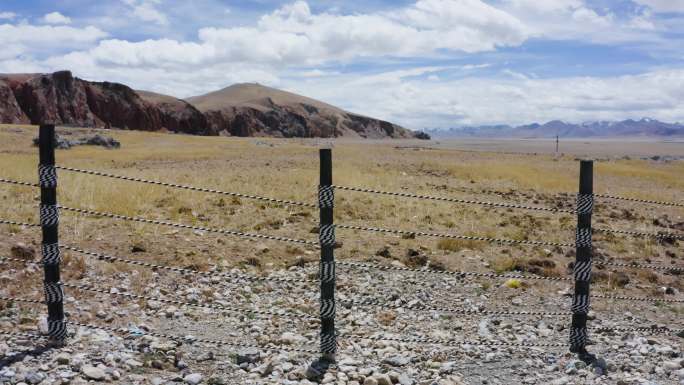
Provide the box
[39,125,67,343]
[318,148,336,359]
[306,148,336,380]
[570,160,595,362]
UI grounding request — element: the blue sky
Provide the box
[1,0,683,129]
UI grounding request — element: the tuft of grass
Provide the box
[504,278,522,289]
[437,237,483,252]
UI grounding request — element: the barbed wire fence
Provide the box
[0,125,682,379]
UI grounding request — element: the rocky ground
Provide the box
[1,249,682,385]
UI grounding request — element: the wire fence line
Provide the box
[0,320,318,354]
[591,293,684,304]
[2,294,680,339]
[594,193,684,208]
[60,246,317,284]
[340,298,570,318]
[0,177,40,188]
[344,333,568,349]
[337,260,572,282]
[337,223,574,248]
[61,283,319,322]
[3,137,683,363]
[595,260,684,273]
[595,227,684,241]
[58,205,319,246]
[333,185,576,214]
[54,166,317,208]
[0,219,40,227]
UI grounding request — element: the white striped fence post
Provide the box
[39,124,67,343]
[570,160,597,363]
[306,148,336,380]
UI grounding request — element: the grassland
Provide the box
[0,124,682,309]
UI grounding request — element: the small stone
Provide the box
[125,359,143,367]
[25,372,45,385]
[374,374,392,385]
[383,356,410,367]
[236,347,260,364]
[184,373,203,385]
[81,365,106,381]
[207,377,225,385]
[55,353,71,365]
[398,374,414,385]
[363,378,378,385]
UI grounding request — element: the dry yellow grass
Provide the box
[1,124,682,301]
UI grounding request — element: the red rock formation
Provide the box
[0,79,29,124]
[0,71,428,139]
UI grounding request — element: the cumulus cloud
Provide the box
[124,0,169,26]
[77,0,529,69]
[0,11,16,20]
[501,0,656,43]
[284,68,684,128]
[42,12,72,25]
[0,0,682,128]
[0,24,107,46]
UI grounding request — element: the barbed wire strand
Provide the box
[594,193,684,208]
[59,246,317,284]
[337,223,574,248]
[0,320,317,354]
[0,178,39,188]
[54,166,316,208]
[591,326,681,335]
[0,219,40,227]
[337,260,572,282]
[344,333,567,348]
[595,227,684,241]
[341,298,570,318]
[591,293,684,304]
[596,260,683,273]
[334,185,576,214]
[59,206,318,246]
[61,283,319,322]
[3,296,678,336]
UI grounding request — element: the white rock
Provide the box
[184,373,203,384]
[81,365,105,381]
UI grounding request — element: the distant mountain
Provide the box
[0,71,427,140]
[426,119,684,138]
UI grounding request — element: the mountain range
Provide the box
[425,119,684,138]
[0,71,424,139]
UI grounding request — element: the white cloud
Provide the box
[124,0,169,26]
[0,0,682,129]
[0,24,107,46]
[42,12,72,25]
[283,69,684,128]
[502,0,658,43]
[73,0,528,70]
[633,0,684,13]
[0,11,16,20]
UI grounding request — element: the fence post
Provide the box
[38,125,67,343]
[570,160,596,363]
[306,148,336,380]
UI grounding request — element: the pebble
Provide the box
[184,373,203,384]
[81,365,106,380]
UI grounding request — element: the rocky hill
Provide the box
[426,119,684,138]
[0,71,425,139]
[186,83,417,139]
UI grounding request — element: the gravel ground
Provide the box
[1,253,683,385]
